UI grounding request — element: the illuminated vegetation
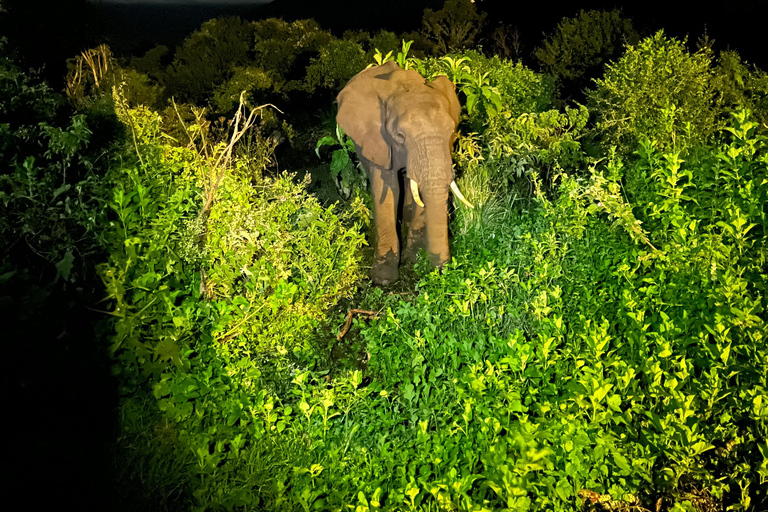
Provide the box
[1,3,767,509]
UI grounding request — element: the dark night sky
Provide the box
[2,0,767,74]
[92,0,768,70]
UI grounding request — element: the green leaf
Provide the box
[613,451,631,473]
[315,136,337,157]
[55,250,75,281]
[0,270,17,284]
[52,183,71,200]
[555,478,572,501]
[606,394,622,412]
[466,93,478,115]
[330,150,350,176]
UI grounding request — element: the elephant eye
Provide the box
[395,132,406,143]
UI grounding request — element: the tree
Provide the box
[213,66,274,112]
[164,17,255,105]
[489,24,523,61]
[420,0,487,55]
[252,18,332,77]
[343,29,401,60]
[129,45,170,84]
[304,39,367,94]
[535,10,639,101]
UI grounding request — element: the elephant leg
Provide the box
[367,163,400,285]
[401,177,428,264]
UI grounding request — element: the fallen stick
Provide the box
[337,309,379,340]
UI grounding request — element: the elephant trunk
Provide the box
[423,189,451,267]
[407,137,453,267]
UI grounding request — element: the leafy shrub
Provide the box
[328,109,767,511]
[315,124,367,200]
[479,104,590,186]
[418,50,555,131]
[535,9,639,101]
[116,67,165,110]
[369,30,402,59]
[186,109,765,509]
[104,43,768,511]
[710,49,768,128]
[0,39,110,283]
[342,29,401,62]
[65,44,165,113]
[128,44,170,84]
[588,31,717,152]
[105,90,365,356]
[202,173,366,352]
[102,93,366,506]
[405,50,582,198]
[212,66,275,112]
[146,17,373,113]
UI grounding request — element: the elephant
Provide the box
[336,61,473,286]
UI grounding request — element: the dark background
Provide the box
[1,0,767,82]
[99,0,768,73]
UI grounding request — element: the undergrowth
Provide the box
[7,32,765,511]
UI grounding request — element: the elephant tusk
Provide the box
[450,181,474,209]
[410,179,425,208]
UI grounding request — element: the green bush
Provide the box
[710,50,768,128]
[342,29,401,62]
[588,31,717,153]
[477,104,590,188]
[86,24,767,512]
[172,110,763,510]
[128,44,170,84]
[408,50,583,198]
[252,19,332,84]
[415,50,555,137]
[421,50,554,118]
[332,109,767,511]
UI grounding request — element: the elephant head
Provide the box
[337,61,472,285]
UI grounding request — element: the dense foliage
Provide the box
[588,31,768,155]
[0,38,111,283]
[3,5,768,510]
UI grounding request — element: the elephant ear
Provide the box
[428,75,461,126]
[336,65,394,169]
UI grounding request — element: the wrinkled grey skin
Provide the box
[337,62,461,285]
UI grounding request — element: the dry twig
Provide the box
[66,44,112,103]
[337,309,379,340]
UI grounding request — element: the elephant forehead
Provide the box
[396,102,455,132]
[392,89,451,114]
